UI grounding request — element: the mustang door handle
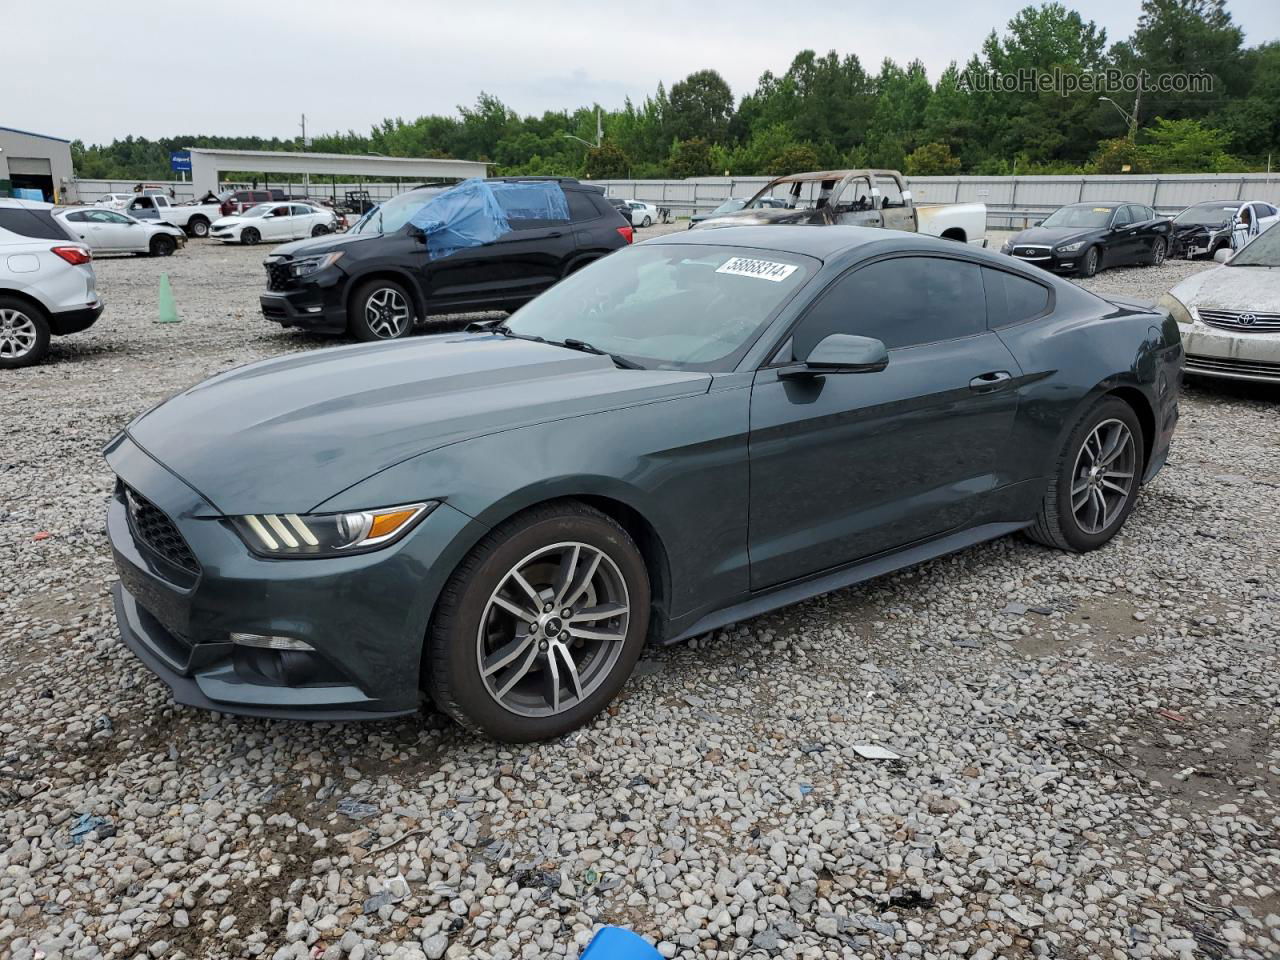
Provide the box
[969,371,1013,392]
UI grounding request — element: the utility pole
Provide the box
[300,113,310,197]
[1130,87,1141,141]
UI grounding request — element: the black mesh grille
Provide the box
[124,486,200,574]
[265,261,291,292]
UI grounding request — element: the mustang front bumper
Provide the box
[105,434,484,719]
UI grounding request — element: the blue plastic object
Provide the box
[409,178,569,260]
[12,188,45,202]
[580,926,662,959]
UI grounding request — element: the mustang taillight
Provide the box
[617,225,634,244]
[52,246,92,265]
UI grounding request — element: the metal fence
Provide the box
[583,172,1280,228]
[67,178,415,205]
[69,172,1280,229]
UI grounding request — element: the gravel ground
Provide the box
[1,231,1278,960]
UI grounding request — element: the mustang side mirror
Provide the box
[1033,219,1043,227]
[780,334,889,379]
[1213,247,1233,263]
[900,189,913,203]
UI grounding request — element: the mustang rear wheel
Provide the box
[428,502,650,742]
[1027,396,1144,552]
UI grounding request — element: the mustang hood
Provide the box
[1007,226,1094,248]
[124,335,711,516]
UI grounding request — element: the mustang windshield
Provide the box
[1229,225,1280,267]
[1174,203,1237,226]
[1041,206,1115,229]
[503,245,815,371]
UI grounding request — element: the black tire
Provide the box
[1077,245,1101,278]
[311,224,329,237]
[348,278,415,341]
[428,501,650,742]
[1026,396,1145,553]
[241,227,260,246]
[0,296,52,369]
[641,216,652,228]
[1147,237,1167,266]
[149,234,176,257]
[188,217,209,238]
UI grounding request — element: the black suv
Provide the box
[259,178,634,341]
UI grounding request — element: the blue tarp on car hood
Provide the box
[409,179,570,259]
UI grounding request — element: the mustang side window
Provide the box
[789,256,986,360]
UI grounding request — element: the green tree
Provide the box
[765,144,821,175]
[667,138,714,178]
[1109,0,1246,125]
[1137,117,1240,171]
[667,70,734,143]
[906,142,963,175]
[584,143,631,180]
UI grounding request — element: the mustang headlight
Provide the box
[290,251,344,277]
[1056,240,1087,253]
[1156,292,1194,326]
[230,502,436,558]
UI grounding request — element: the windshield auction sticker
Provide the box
[716,257,799,282]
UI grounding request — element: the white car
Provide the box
[1171,199,1279,259]
[0,199,103,369]
[55,207,186,257]
[625,200,659,228]
[95,193,133,212]
[210,202,337,246]
[1159,225,1280,384]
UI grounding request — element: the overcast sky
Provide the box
[11,0,1279,145]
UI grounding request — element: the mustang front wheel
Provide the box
[428,502,649,741]
[1027,397,1145,552]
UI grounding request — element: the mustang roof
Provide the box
[647,224,945,260]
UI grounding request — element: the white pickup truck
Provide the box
[123,193,223,238]
[692,169,987,247]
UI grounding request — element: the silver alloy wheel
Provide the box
[0,308,38,360]
[1152,237,1167,265]
[364,288,411,338]
[476,541,630,718]
[190,219,209,237]
[1084,247,1099,275]
[1070,418,1136,534]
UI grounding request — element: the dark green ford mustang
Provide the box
[106,226,1182,741]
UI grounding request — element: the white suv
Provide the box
[0,199,103,368]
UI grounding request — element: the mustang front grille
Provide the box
[1197,308,1280,332]
[122,484,201,574]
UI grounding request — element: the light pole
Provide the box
[1099,95,1140,140]
[563,107,604,150]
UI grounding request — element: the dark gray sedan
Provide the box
[106,226,1182,741]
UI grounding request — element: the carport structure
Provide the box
[187,148,489,198]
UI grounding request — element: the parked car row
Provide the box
[1000,197,1279,277]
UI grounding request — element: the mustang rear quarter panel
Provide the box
[994,290,1181,492]
[315,382,754,626]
